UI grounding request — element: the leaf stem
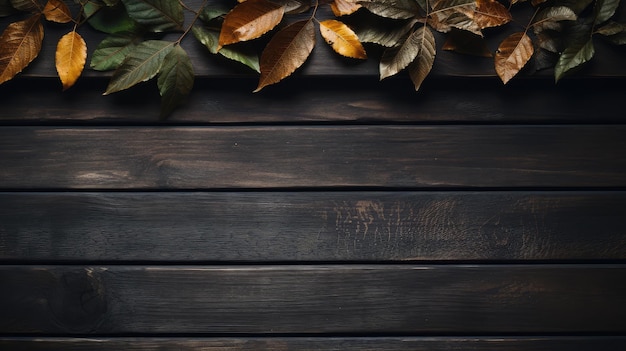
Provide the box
[176,0,210,44]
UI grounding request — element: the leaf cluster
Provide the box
[1,0,625,117]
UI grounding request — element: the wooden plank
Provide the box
[2,77,626,123]
[1,265,625,334]
[1,126,626,189]
[2,191,626,262]
[2,337,626,351]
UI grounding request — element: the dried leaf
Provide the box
[495,31,534,84]
[0,15,43,85]
[157,44,194,118]
[10,0,39,12]
[407,25,435,91]
[255,19,315,92]
[442,28,492,56]
[90,31,139,71]
[331,0,361,16]
[357,0,419,19]
[104,40,174,95]
[596,21,626,36]
[431,0,475,12]
[473,0,512,29]
[270,0,310,14]
[352,18,416,47]
[55,30,86,90]
[532,6,577,30]
[319,19,367,59]
[380,27,430,79]
[219,0,285,48]
[429,8,482,36]
[43,0,72,23]
[555,37,594,82]
[121,0,183,32]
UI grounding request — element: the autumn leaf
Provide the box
[255,19,315,92]
[219,0,285,49]
[319,19,367,59]
[55,30,86,90]
[104,39,174,95]
[157,44,194,118]
[271,0,310,14]
[0,15,44,85]
[428,0,481,35]
[90,31,139,71]
[407,25,436,91]
[331,0,361,16]
[43,0,72,23]
[495,31,534,84]
[532,6,577,30]
[473,0,512,29]
[380,27,434,79]
[352,18,416,47]
[358,0,419,19]
[120,0,183,32]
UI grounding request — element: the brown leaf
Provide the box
[473,0,512,29]
[0,15,44,85]
[407,26,436,91]
[218,0,285,49]
[55,30,87,90]
[43,0,72,23]
[330,0,361,16]
[255,19,315,92]
[495,31,534,84]
[319,19,367,59]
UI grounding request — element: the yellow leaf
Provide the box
[495,32,534,84]
[319,19,367,59]
[55,30,87,90]
[473,0,512,29]
[43,0,73,24]
[0,15,44,85]
[218,0,285,49]
[255,19,315,92]
[330,0,361,16]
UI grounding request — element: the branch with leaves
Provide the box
[1,0,625,117]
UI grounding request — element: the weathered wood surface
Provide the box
[2,77,626,123]
[2,337,626,351]
[2,265,625,334]
[1,126,625,189]
[2,191,625,262]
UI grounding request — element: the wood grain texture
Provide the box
[2,191,626,262]
[1,126,626,189]
[2,337,626,351]
[2,77,626,123]
[1,265,625,334]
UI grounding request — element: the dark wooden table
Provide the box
[1,3,626,349]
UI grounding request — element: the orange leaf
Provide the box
[473,0,512,29]
[55,30,87,90]
[43,0,73,24]
[0,15,44,85]
[319,19,366,59]
[218,0,285,49]
[330,0,361,16]
[255,19,315,92]
[495,32,534,84]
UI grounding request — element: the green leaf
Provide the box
[554,0,594,15]
[192,25,260,72]
[198,2,230,22]
[84,1,138,34]
[10,0,39,12]
[157,44,194,118]
[357,0,419,19]
[104,40,174,94]
[594,0,620,25]
[121,0,183,32]
[533,6,577,28]
[90,31,140,71]
[555,36,594,82]
[407,25,436,91]
[380,27,428,79]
